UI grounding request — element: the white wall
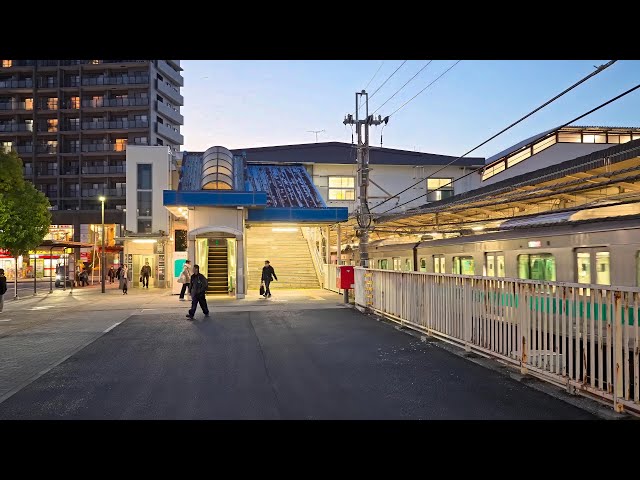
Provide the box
[126,146,172,234]
[481,143,614,187]
[310,163,481,214]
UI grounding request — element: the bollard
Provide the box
[344,288,349,304]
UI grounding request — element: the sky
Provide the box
[181,60,640,160]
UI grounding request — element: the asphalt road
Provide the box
[0,307,597,420]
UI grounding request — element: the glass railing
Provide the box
[36,145,58,154]
[81,97,149,108]
[0,80,33,88]
[81,120,149,130]
[0,124,31,132]
[81,143,127,152]
[81,76,149,86]
[81,166,126,174]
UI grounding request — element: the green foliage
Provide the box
[0,150,51,258]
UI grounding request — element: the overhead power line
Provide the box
[364,61,385,90]
[377,79,639,217]
[360,60,407,109]
[371,60,433,115]
[369,59,618,212]
[387,60,461,118]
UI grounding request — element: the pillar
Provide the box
[236,234,245,299]
[337,224,342,266]
[325,226,331,265]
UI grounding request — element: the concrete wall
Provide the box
[126,145,172,234]
[481,143,614,186]
[310,163,481,214]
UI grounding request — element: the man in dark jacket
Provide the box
[140,262,152,288]
[261,260,277,298]
[0,268,7,313]
[186,264,210,320]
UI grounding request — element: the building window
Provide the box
[25,98,33,110]
[137,164,152,190]
[70,96,80,109]
[328,176,355,201]
[137,219,152,233]
[426,178,453,201]
[2,60,12,68]
[137,191,152,217]
[47,119,58,132]
[46,97,58,110]
[114,138,127,152]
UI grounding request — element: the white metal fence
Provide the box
[324,264,339,293]
[355,267,640,415]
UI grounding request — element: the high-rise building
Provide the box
[0,60,183,236]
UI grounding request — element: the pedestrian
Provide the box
[186,264,209,320]
[140,261,151,288]
[80,268,88,287]
[261,260,277,298]
[120,264,129,295]
[108,266,115,284]
[116,265,122,280]
[0,268,7,314]
[178,260,192,301]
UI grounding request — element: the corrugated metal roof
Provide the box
[245,164,327,208]
[178,152,203,191]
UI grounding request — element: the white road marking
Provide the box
[0,319,12,322]
[103,321,124,333]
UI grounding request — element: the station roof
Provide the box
[331,138,640,245]
[223,142,483,167]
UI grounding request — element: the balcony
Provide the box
[0,79,33,89]
[167,60,181,70]
[14,145,34,154]
[81,188,126,197]
[36,145,58,155]
[61,123,81,131]
[0,102,33,112]
[81,143,127,153]
[0,123,32,133]
[81,165,126,175]
[62,167,79,175]
[81,75,150,87]
[156,79,183,106]
[1,61,34,70]
[156,100,183,125]
[81,120,149,130]
[156,121,183,145]
[156,60,184,87]
[37,61,59,67]
[36,79,58,88]
[23,167,33,176]
[81,97,149,108]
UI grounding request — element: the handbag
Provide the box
[139,276,142,282]
[259,282,265,296]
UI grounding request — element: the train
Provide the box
[365,213,640,288]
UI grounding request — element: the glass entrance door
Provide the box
[132,254,155,288]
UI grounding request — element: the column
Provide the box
[236,235,245,299]
[325,226,331,265]
[337,224,342,266]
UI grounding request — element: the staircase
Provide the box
[207,241,228,295]
[246,226,320,290]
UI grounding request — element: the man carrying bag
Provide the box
[186,264,210,320]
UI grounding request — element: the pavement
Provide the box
[0,284,606,419]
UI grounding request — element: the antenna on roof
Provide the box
[307,129,325,142]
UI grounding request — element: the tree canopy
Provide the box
[0,151,51,258]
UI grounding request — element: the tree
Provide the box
[0,151,51,298]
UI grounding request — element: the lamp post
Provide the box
[99,196,106,294]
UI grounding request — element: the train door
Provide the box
[433,255,445,274]
[453,256,474,275]
[575,247,610,286]
[485,252,505,277]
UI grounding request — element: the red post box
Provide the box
[336,265,355,289]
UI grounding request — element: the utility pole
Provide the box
[343,90,388,268]
[307,129,325,142]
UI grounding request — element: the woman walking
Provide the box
[119,264,129,295]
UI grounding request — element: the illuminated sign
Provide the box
[528,241,542,248]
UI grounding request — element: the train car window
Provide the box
[378,259,388,270]
[419,258,427,272]
[576,252,591,284]
[433,255,445,274]
[403,258,412,271]
[392,257,401,271]
[595,251,610,285]
[453,256,474,275]
[518,254,556,281]
[486,254,495,276]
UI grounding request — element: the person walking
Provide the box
[261,260,277,298]
[120,264,129,295]
[108,266,115,284]
[186,264,209,320]
[115,265,122,280]
[178,260,192,301]
[140,261,151,288]
[0,268,7,314]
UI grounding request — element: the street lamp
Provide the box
[99,196,106,294]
